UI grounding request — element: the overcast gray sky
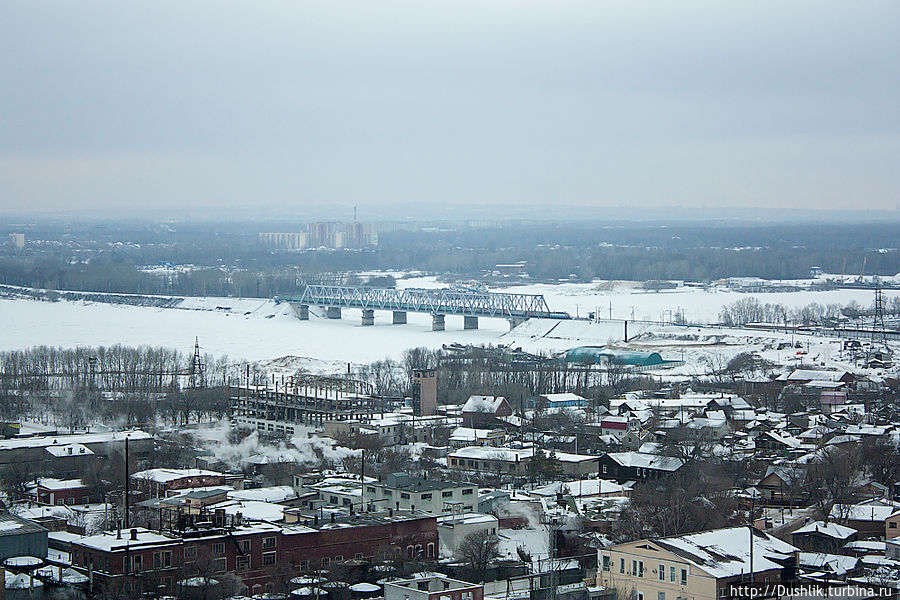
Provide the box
[1,0,898,217]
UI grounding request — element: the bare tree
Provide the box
[456,529,500,582]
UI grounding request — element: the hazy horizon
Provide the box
[2,1,898,215]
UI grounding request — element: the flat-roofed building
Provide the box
[365,473,478,514]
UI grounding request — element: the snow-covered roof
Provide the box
[793,521,856,540]
[539,393,586,403]
[654,527,798,579]
[605,452,684,471]
[601,416,628,429]
[449,427,501,442]
[831,502,899,522]
[531,479,630,498]
[73,528,178,552]
[687,417,728,430]
[844,540,885,552]
[228,486,297,503]
[797,552,858,575]
[131,468,223,483]
[450,446,532,462]
[436,513,497,526]
[34,478,87,491]
[462,395,507,414]
[762,430,802,449]
[44,443,94,457]
[206,499,287,522]
[0,430,151,451]
[785,369,849,382]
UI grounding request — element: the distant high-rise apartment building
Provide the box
[259,222,377,250]
[8,233,25,249]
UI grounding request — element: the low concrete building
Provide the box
[449,446,600,478]
[385,575,483,600]
[437,513,498,556]
[366,474,478,514]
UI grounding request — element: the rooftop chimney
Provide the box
[130,529,138,541]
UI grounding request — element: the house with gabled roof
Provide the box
[598,452,684,483]
[461,395,512,427]
[791,520,857,554]
[597,527,798,600]
[755,464,807,504]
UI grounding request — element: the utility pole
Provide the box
[124,436,130,530]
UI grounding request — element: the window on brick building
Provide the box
[213,542,225,555]
[263,552,276,566]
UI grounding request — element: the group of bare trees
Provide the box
[0,344,229,393]
[718,297,847,327]
[0,344,232,430]
[616,461,743,540]
[802,438,900,520]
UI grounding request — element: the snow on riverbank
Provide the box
[0,278,896,374]
[0,295,507,366]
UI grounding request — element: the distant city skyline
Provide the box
[1,0,898,215]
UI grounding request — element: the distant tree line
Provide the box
[2,221,900,297]
[718,296,900,326]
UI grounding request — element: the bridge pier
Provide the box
[326,307,342,319]
[463,316,478,330]
[432,314,445,331]
[508,317,526,330]
[361,309,375,326]
[295,304,309,320]
[392,311,407,325]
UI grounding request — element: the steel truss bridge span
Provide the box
[277,285,566,319]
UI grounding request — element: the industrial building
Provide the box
[0,513,48,562]
[230,375,382,435]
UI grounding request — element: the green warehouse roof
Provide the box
[563,347,664,367]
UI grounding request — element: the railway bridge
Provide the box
[275,285,568,330]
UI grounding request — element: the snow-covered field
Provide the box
[0,278,896,372]
[488,279,899,323]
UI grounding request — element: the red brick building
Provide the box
[27,478,94,506]
[71,511,438,597]
[130,468,227,499]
